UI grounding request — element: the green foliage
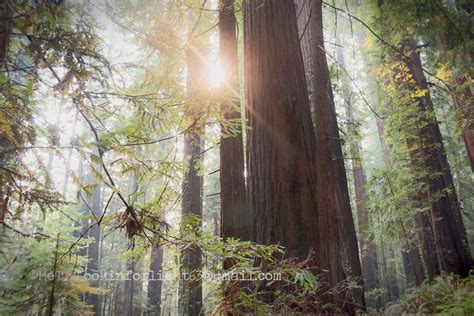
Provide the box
[179,222,357,314]
[385,275,474,315]
[0,206,98,315]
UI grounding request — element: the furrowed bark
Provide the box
[244,0,354,312]
[219,0,250,245]
[403,39,472,276]
[178,8,207,315]
[309,0,364,310]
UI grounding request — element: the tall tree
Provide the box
[399,39,472,276]
[244,0,356,312]
[219,0,250,244]
[178,7,208,315]
[84,169,102,315]
[244,0,318,261]
[308,0,365,309]
[124,258,136,316]
[337,41,380,307]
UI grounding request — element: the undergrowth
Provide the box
[384,274,474,315]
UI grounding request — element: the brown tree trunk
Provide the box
[309,0,364,310]
[401,244,424,287]
[336,38,379,308]
[401,39,472,276]
[244,0,319,258]
[414,209,440,279]
[0,3,10,224]
[453,77,474,171]
[243,0,319,270]
[219,0,250,245]
[148,245,163,315]
[294,0,314,116]
[244,0,353,312]
[178,9,207,315]
[0,4,9,65]
[125,259,135,316]
[432,27,474,171]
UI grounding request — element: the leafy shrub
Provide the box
[385,274,474,315]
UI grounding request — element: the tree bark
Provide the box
[401,244,424,287]
[148,245,163,316]
[178,8,207,315]
[125,260,135,316]
[219,0,250,245]
[432,17,474,171]
[244,0,318,260]
[0,3,11,224]
[244,0,355,312]
[309,0,364,310]
[0,3,9,65]
[402,39,472,276]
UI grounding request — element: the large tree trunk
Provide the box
[244,0,354,312]
[244,0,318,261]
[147,245,163,315]
[401,39,472,276]
[178,9,207,315]
[219,0,250,245]
[309,0,364,310]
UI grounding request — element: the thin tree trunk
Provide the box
[47,234,60,316]
[148,245,163,316]
[85,178,102,315]
[0,3,11,224]
[125,259,135,316]
[309,0,364,310]
[337,37,380,308]
[178,8,207,315]
[219,0,250,245]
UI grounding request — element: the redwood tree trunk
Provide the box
[244,0,319,266]
[244,0,353,312]
[403,39,472,276]
[0,4,10,223]
[401,245,424,287]
[309,0,364,310]
[432,27,474,171]
[178,11,206,315]
[219,0,250,244]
